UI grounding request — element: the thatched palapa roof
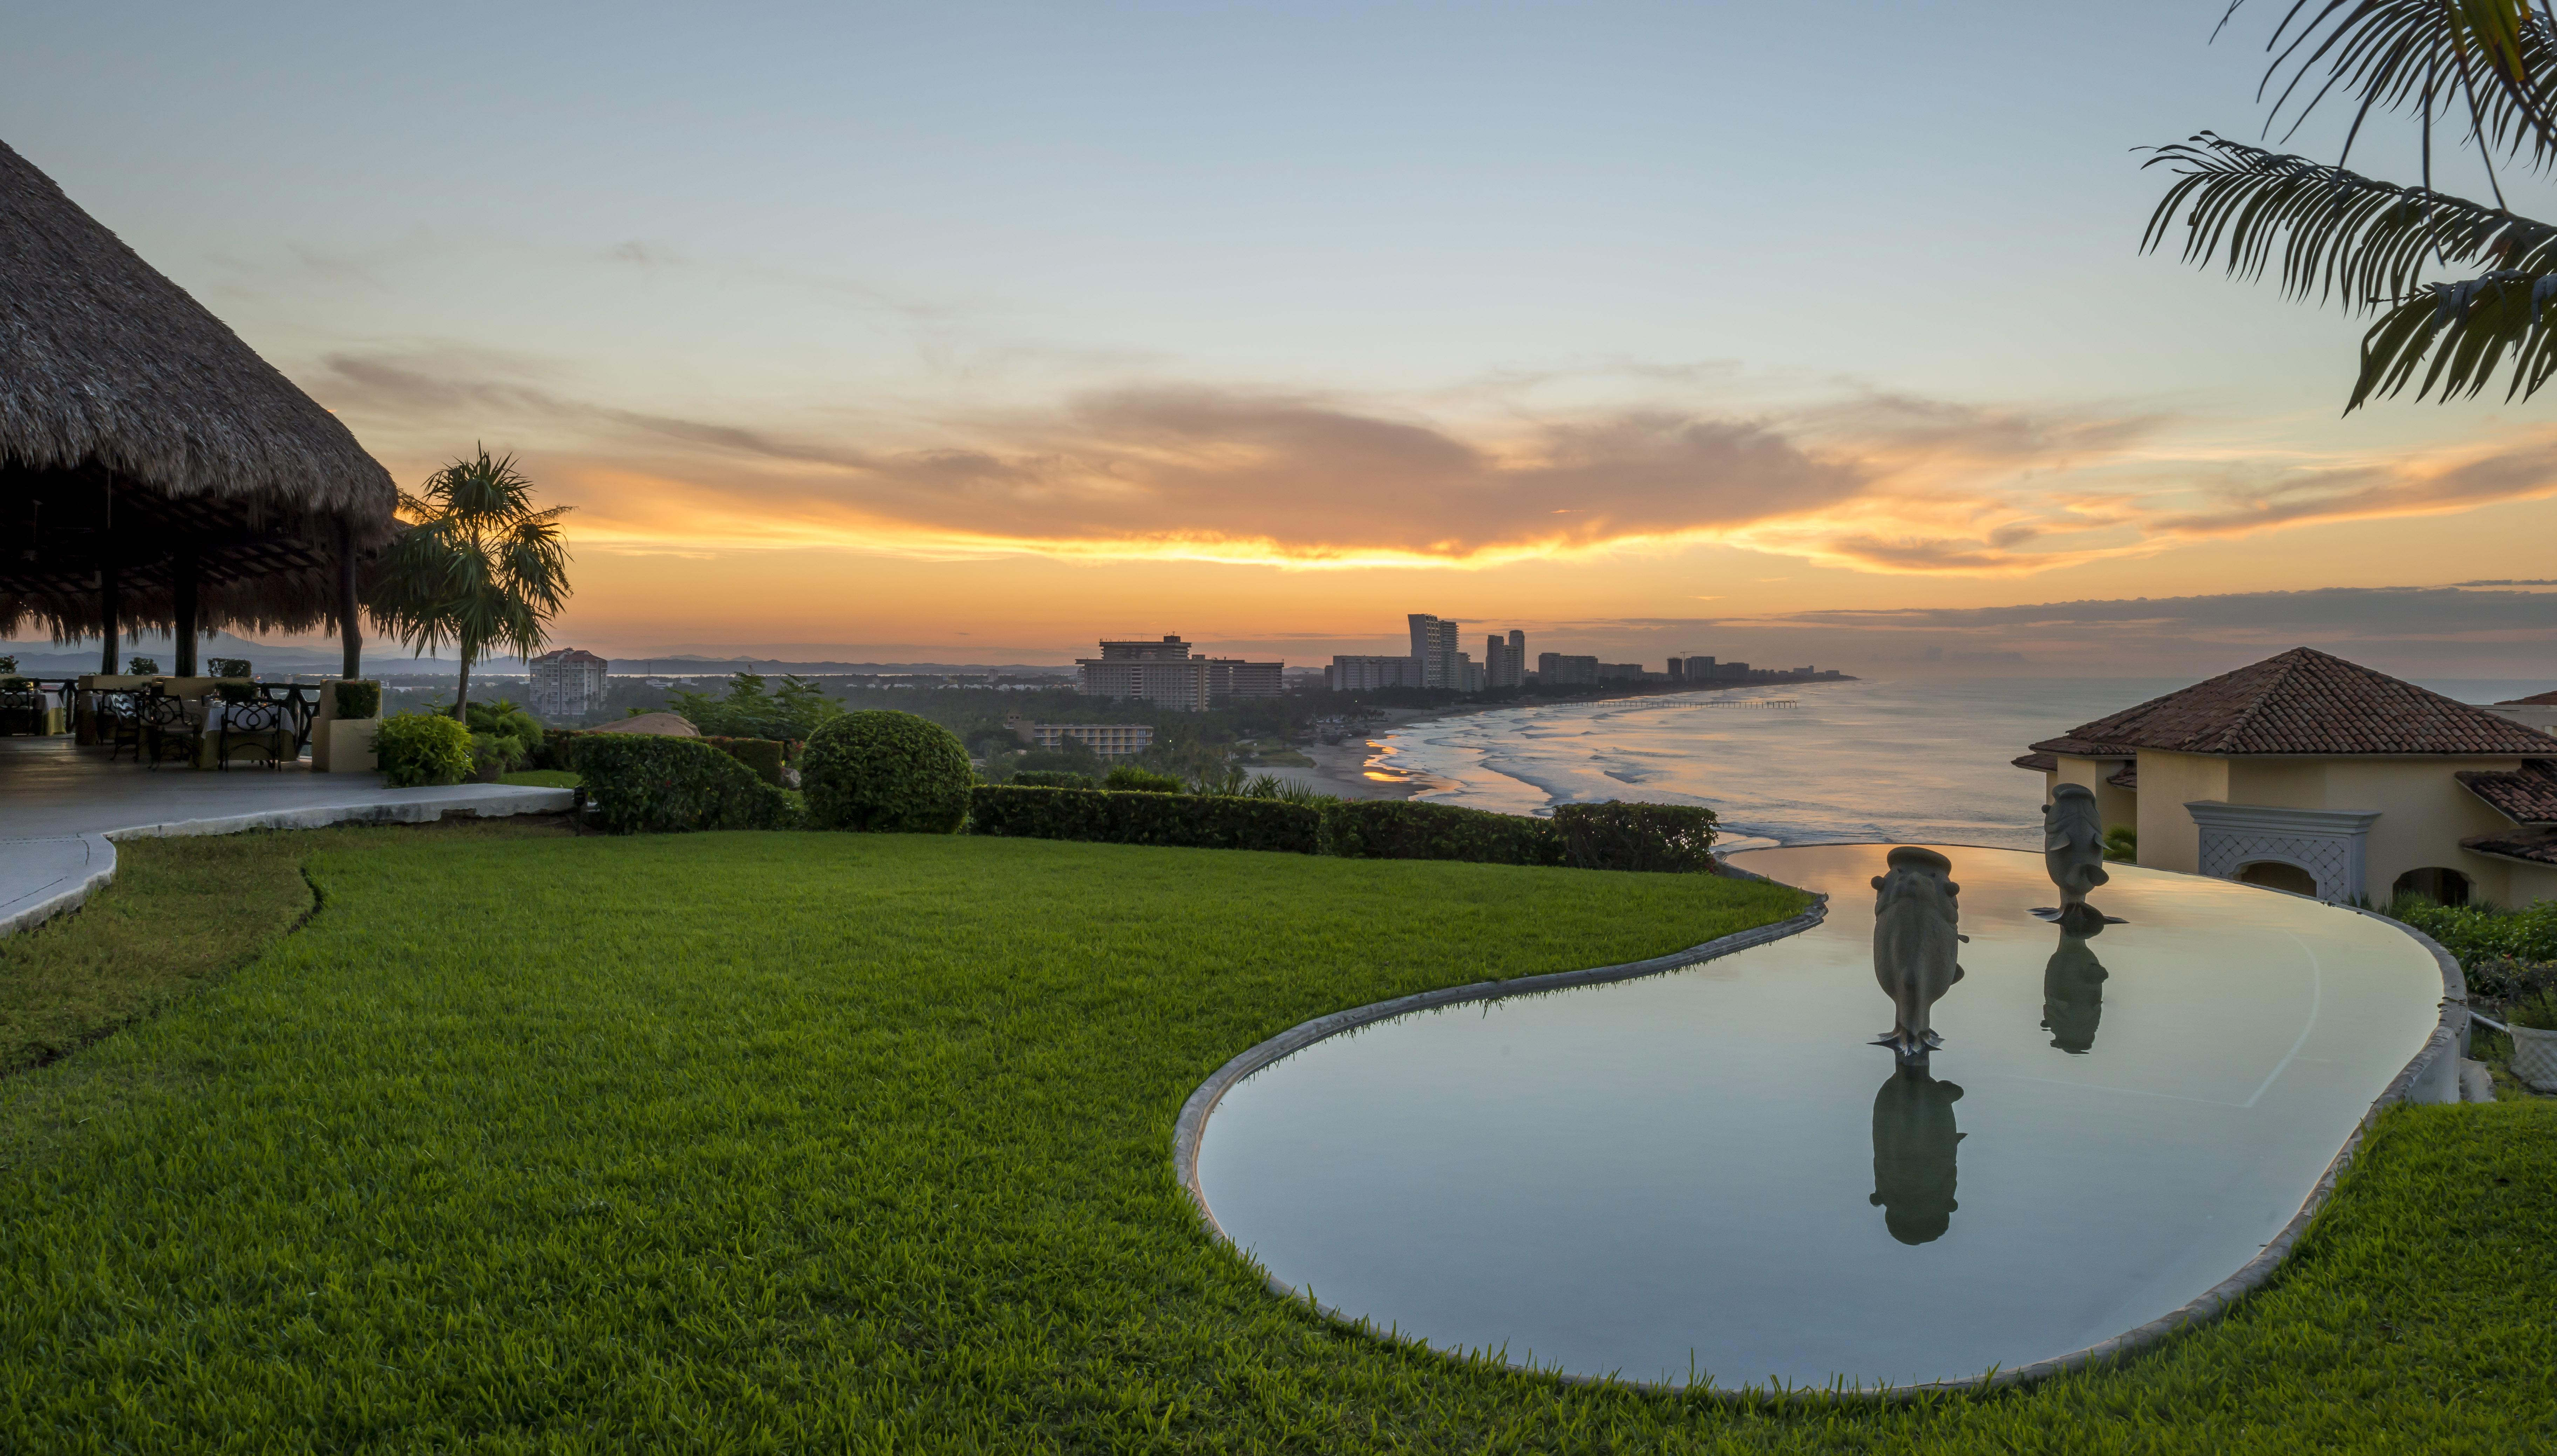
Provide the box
[0,137,397,641]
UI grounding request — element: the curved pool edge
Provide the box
[1169,861,2473,1404]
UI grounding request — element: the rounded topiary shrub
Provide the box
[800,710,973,833]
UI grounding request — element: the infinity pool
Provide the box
[1190,846,2447,1390]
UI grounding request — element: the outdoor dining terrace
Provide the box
[0,724,573,939]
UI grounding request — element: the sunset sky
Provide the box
[10,2,2557,676]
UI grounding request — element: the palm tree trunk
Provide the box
[454,649,473,722]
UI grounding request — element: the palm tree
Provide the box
[2143,2,2557,408]
[368,449,571,720]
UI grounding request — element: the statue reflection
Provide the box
[2040,929,2110,1055]
[1869,1061,1964,1245]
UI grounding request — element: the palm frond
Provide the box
[2140,132,2557,306]
[2352,267,2557,403]
[2240,0,2557,176]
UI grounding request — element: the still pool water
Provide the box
[1191,846,2446,1390]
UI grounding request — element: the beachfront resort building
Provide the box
[1326,655,1425,691]
[1485,630,1528,688]
[529,647,608,720]
[2013,647,2557,907]
[1407,614,1464,689]
[1006,718,1154,759]
[1076,636,1281,710]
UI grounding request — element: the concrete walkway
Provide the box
[1,738,574,935]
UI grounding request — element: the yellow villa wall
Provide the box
[2305,759,2536,904]
[2046,756,2136,835]
[2133,751,2227,874]
[2122,753,2548,903]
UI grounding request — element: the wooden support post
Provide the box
[337,514,362,679]
[97,558,118,675]
[174,551,199,676]
[98,474,118,675]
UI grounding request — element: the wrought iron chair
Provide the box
[261,683,319,760]
[139,691,204,770]
[100,690,147,762]
[216,693,294,771]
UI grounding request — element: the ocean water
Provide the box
[1372,676,2549,854]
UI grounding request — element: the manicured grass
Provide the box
[0,819,568,1076]
[0,830,2550,1451]
[498,768,582,788]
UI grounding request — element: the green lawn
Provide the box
[498,768,583,788]
[0,829,2550,1452]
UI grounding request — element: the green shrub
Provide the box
[2394,897,2557,970]
[1551,801,1717,873]
[1011,769,1097,789]
[2467,956,2557,1001]
[1015,746,1103,775]
[1240,773,1334,806]
[1319,799,1565,867]
[375,713,472,788]
[705,736,786,786]
[801,710,974,833]
[465,698,544,743]
[2511,988,2557,1031]
[1103,765,1184,793]
[469,730,531,776]
[125,656,159,676]
[969,786,1323,853]
[2103,825,2137,863]
[574,734,789,834]
[331,680,381,719]
[529,726,590,771]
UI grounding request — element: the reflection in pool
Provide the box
[1191,845,2446,1389]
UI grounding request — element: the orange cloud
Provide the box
[314,349,2557,578]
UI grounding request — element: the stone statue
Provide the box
[1871,846,1965,1060]
[1869,1061,1965,1245]
[2040,932,2109,1055]
[2032,784,2122,934]
[2043,783,2109,905]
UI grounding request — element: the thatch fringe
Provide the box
[0,138,396,515]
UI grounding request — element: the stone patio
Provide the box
[1,737,574,935]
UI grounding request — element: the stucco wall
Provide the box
[2503,861,2557,907]
[2309,759,2527,902]
[2047,756,2135,836]
[2135,751,2227,873]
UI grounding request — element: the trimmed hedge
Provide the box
[375,713,472,788]
[573,734,791,834]
[535,728,786,785]
[710,737,786,786]
[1319,799,1565,867]
[331,680,381,718]
[970,786,1324,854]
[802,711,974,833]
[1010,769,1097,788]
[1552,801,1717,872]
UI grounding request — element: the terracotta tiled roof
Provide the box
[2012,752,2058,773]
[2461,829,2557,867]
[2025,647,2556,758]
[2457,759,2557,826]
[2107,764,2138,790]
[533,648,608,666]
[2498,689,2557,705]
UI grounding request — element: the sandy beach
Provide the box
[1258,703,1496,801]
